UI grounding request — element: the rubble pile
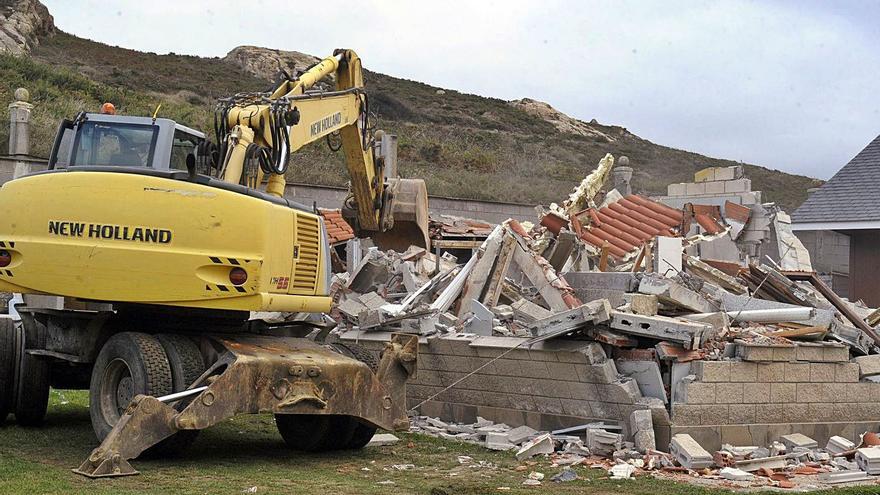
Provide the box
[325,155,880,489]
[409,415,880,488]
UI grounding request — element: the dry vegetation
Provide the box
[14,31,822,211]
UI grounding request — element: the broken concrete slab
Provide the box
[734,455,788,472]
[516,433,554,460]
[507,425,539,445]
[367,433,400,447]
[719,467,753,481]
[587,429,623,457]
[616,360,668,403]
[818,470,870,484]
[486,432,516,451]
[670,433,714,469]
[626,293,659,316]
[780,433,818,451]
[510,298,553,324]
[638,273,716,313]
[629,409,656,452]
[853,355,880,378]
[529,299,612,339]
[826,436,856,456]
[855,447,880,475]
[609,311,711,349]
[463,300,494,336]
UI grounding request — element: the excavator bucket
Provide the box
[372,178,430,252]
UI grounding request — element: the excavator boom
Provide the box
[216,49,429,250]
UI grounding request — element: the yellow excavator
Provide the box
[0,49,425,477]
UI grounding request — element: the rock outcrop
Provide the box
[223,45,322,82]
[508,97,627,143]
[0,0,53,55]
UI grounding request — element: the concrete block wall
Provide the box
[670,353,880,451]
[336,331,662,432]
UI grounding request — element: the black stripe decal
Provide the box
[0,242,5,248]
[217,285,230,292]
[235,286,246,293]
[209,256,222,264]
[8,242,13,248]
[205,284,211,291]
[228,258,240,265]
[5,270,12,277]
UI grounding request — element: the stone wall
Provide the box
[669,342,877,451]
[337,331,671,440]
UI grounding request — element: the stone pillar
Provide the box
[9,87,33,179]
[612,156,633,196]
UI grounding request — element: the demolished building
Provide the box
[325,155,880,464]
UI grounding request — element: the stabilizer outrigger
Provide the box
[74,333,418,478]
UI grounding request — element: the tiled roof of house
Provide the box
[317,209,355,245]
[792,135,880,224]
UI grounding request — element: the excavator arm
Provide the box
[216,49,428,249]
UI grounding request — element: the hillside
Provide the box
[2,2,819,210]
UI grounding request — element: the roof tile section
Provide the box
[318,209,355,245]
[792,134,880,224]
[575,195,683,258]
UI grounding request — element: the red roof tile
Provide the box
[318,208,355,245]
[578,195,683,259]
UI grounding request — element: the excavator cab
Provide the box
[48,113,210,174]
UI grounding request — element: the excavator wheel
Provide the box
[0,317,15,422]
[15,315,50,427]
[325,342,378,449]
[89,332,172,441]
[150,334,207,456]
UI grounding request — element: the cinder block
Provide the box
[737,345,773,362]
[784,403,811,423]
[729,404,756,424]
[796,383,836,403]
[703,180,725,194]
[756,362,785,382]
[807,403,839,423]
[823,345,850,362]
[723,178,751,193]
[670,434,714,469]
[741,383,771,403]
[559,398,592,418]
[854,355,880,377]
[755,404,785,423]
[684,382,716,404]
[784,362,811,382]
[835,363,860,383]
[576,359,619,384]
[686,182,708,195]
[672,404,702,426]
[795,344,824,362]
[729,361,758,382]
[694,168,716,183]
[700,405,729,425]
[770,383,796,403]
[772,346,796,362]
[810,362,836,382]
[715,382,744,404]
[667,183,687,196]
[694,360,730,383]
[715,166,740,181]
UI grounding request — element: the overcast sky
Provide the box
[43,0,880,179]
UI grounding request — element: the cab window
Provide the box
[169,130,201,172]
[71,122,158,167]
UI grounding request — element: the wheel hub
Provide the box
[116,376,134,414]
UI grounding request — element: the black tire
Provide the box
[14,353,50,426]
[156,334,205,392]
[328,342,379,373]
[0,318,15,421]
[14,314,50,427]
[326,342,380,449]
[276,414,332,452]
[347,421,378,450]
[89,332,172,441]
[151,334,206,456]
